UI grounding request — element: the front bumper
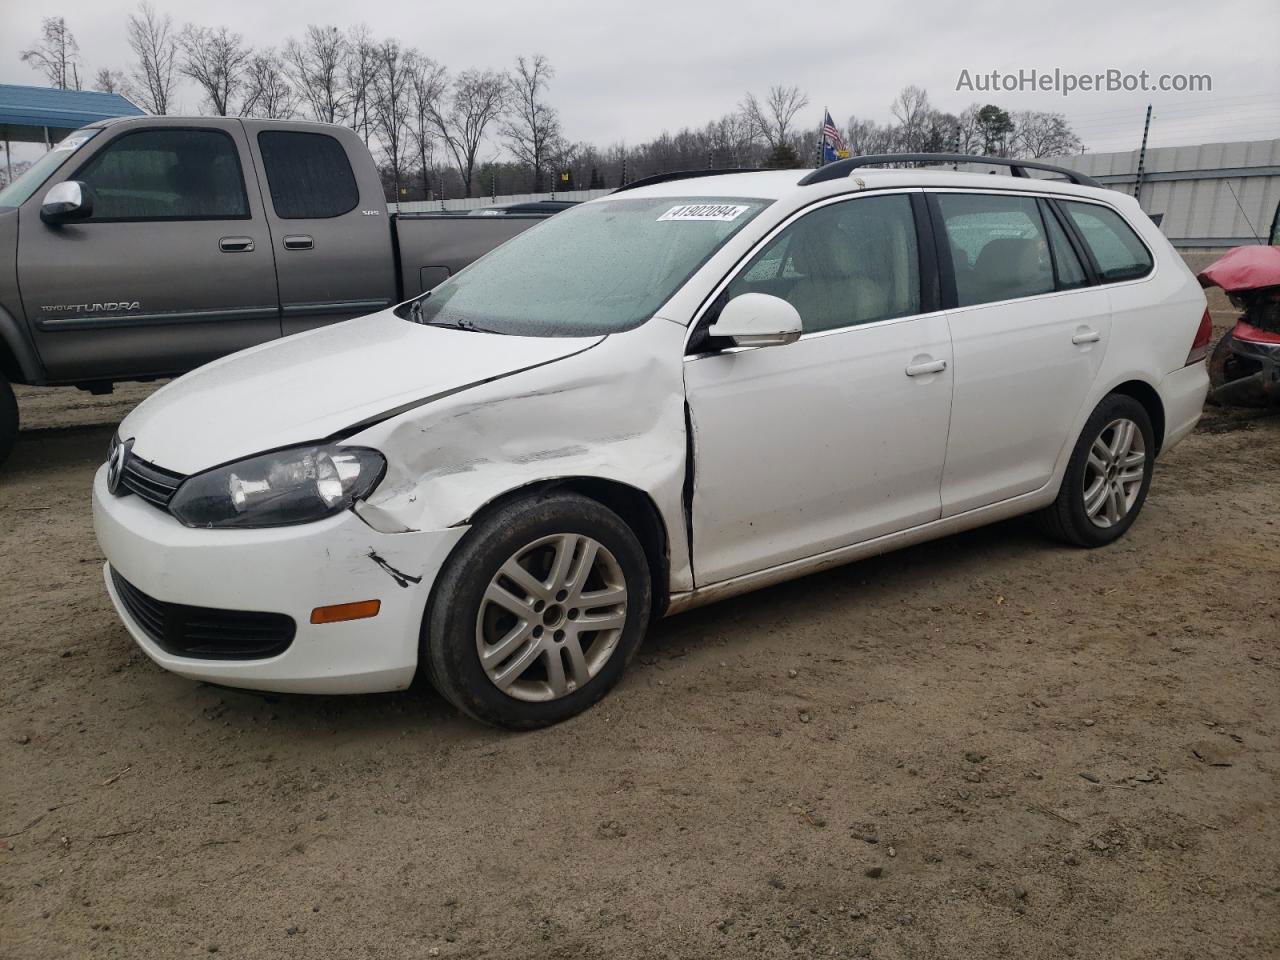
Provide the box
[92,464,467,694]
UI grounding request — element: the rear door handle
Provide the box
[1072,329,1101,345]
[283,235,314,251]
[905,359,947,377]
[219,236,254,253]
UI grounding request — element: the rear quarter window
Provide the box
[1061,201,1154,283]
[257,131,359,219]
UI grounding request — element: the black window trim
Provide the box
[67,125,252,224]
[1052,195,1156,285]
[255,129,360,221]
[686,187,937,354]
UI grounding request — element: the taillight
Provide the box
[1186,308,1212,365]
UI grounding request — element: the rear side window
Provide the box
[725,194,921,333]
[257,131,359,219]
[1061,201,1153,282]
[936,193,1054,307]
[75,129,248,221]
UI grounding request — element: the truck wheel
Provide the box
[1035,394,1155,548]
[0,375,17,469]
[423,491,651,729]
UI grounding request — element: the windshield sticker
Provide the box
[658,203,750,222]
[52,135,91,153]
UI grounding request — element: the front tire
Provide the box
[1036,393,1155,548]
[423,491,652,729]
[0,375,17,469]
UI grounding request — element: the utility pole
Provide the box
[1133,104,1152,203]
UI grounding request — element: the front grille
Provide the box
[119,454,186,510]
[110,567,296,660]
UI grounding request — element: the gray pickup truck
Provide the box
[0,116,556,466]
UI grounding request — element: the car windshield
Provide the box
[0,129,100,209]
[400,196,771,336]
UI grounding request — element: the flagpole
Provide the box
[817,107,827,167]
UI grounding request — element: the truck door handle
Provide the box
[905,358,947,377]
[283,235,314,251]
[219,236,254,253]
[1072,329,1101,345]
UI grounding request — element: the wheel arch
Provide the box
[1108,379,1166,455]
[461,477,673,618]
[0,303,41,384]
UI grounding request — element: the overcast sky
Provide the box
[4,0,1278,157]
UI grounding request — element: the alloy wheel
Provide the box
[475,533,628,702]
[1082,417,1146,529]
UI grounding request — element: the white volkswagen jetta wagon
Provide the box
[94,156,1212,729]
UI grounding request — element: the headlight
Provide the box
[169,444,386,528]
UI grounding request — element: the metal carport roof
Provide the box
[0,83,145,144]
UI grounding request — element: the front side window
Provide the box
[1061,200,1154,282]
[402,196,771,337]
[75,129,249,221]
[723,194,921,333]
[937,193,1055,307]
[0,129,100,209]
[257,131,359,219]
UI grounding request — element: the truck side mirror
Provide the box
[708,293,803,348]
[41,181,94,225]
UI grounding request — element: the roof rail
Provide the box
[797,153,1101,189]
[612,168,770,194]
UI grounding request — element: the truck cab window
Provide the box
[257,131,359,219]
[75,129,249,221]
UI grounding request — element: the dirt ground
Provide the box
[2,367,1278,959]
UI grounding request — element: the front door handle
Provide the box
[283,235,314,251]
[905,358,947,377]
[1072,329,1102,345]
[219,236,254,253]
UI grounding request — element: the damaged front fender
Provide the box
[350,318,694,592]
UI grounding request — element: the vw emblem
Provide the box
[107,438,133,495]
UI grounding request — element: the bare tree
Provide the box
[406,53,448,199]
[1013,110,1082,158]
[284,25,349,124]
[954,104,983,155]
[242,50,297,119]
[705,113,756,168]
[344,25,378,143]
[845,115,898,155]
[93,68,127,95]
[21,17,82,90]
[500,54,562,192]
[178,24,251,116]
[890,85,932,151]
[126,3,177,115]
[432,69,508,198]
[739,85,809,150]
[371,40,413,199]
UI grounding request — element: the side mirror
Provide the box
[707,292,802,348]
[41,181,94,225]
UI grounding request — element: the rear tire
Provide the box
[1035,393,1155,548]
[0,375,17,469]
[423,491,651,729]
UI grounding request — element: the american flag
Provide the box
[820,110,848,165]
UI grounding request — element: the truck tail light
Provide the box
[1185,308,1213,365]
